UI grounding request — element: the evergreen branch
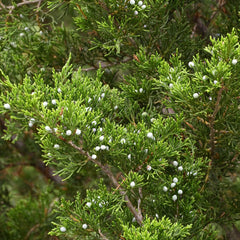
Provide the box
[81,56,133,72]
[67,140,143,225]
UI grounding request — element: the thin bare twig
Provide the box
[98,229,109,240]
[137,187,143,217]
[201,85,225,192]
[209,85,225,159]
[0,0,44,12]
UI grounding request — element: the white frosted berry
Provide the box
[45,126,52,132]
[139,88,143,93]
[75,129,81,135]
[95,146,100,151]
[4,103,11,110]
[155,213,159,218]
[66,130,72,136]
[188,61,194,68]
[60,226,66,232]
[172,195,178,201]
[150,118,156,122]
[20,32,24,37]
[130,0,135,4]
[100,145,106,150]
[138,1,143,6]
[92,120,97,125]
[120,138,126,144]
[141,4,146,9]
[114,105,118,110]
[29,122,34,127]
[173,177,178,183]
[86,202,91,207]
[54,144,60,149]
[173,161,178,166]
[128,154,131,160]
[232,59,238,65]
[209,97,212,101]
[163,186,168,192]
[134,10,138,15]
[169,83,174,89]
[82,224,88,229]
[147,132,154,140]
[171,183,176,188]
[193,93,199,99]
[213,80,218,84]
[203,75,207,80]
[92,128,96,132]
[92,154,97,159]
[99,135,104,141]
[178,189,183,195]
[101,93,105,98]
[130,181,135,188]
[146,165,152,171]
[42,101,48,107]
[178,166,183,171]
[57,88,62,93]
[142,112,148,116]
[51,99,57,105]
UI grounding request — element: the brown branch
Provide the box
[98,229,109,240]
[209,85,224,159]
[12,137,64,185]
[201,86,225,192]
[67,140,143,225]
[231,152,239,163]
[137,187,143,217]
[0,0,45,12]
[76,3,87,20]
[24,223,41,240]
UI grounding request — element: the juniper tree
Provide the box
[0,0,240,239]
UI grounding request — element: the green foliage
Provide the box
[122,216,192,240]
[1,0,240,239]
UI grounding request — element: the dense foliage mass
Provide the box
[0,1,240,239]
